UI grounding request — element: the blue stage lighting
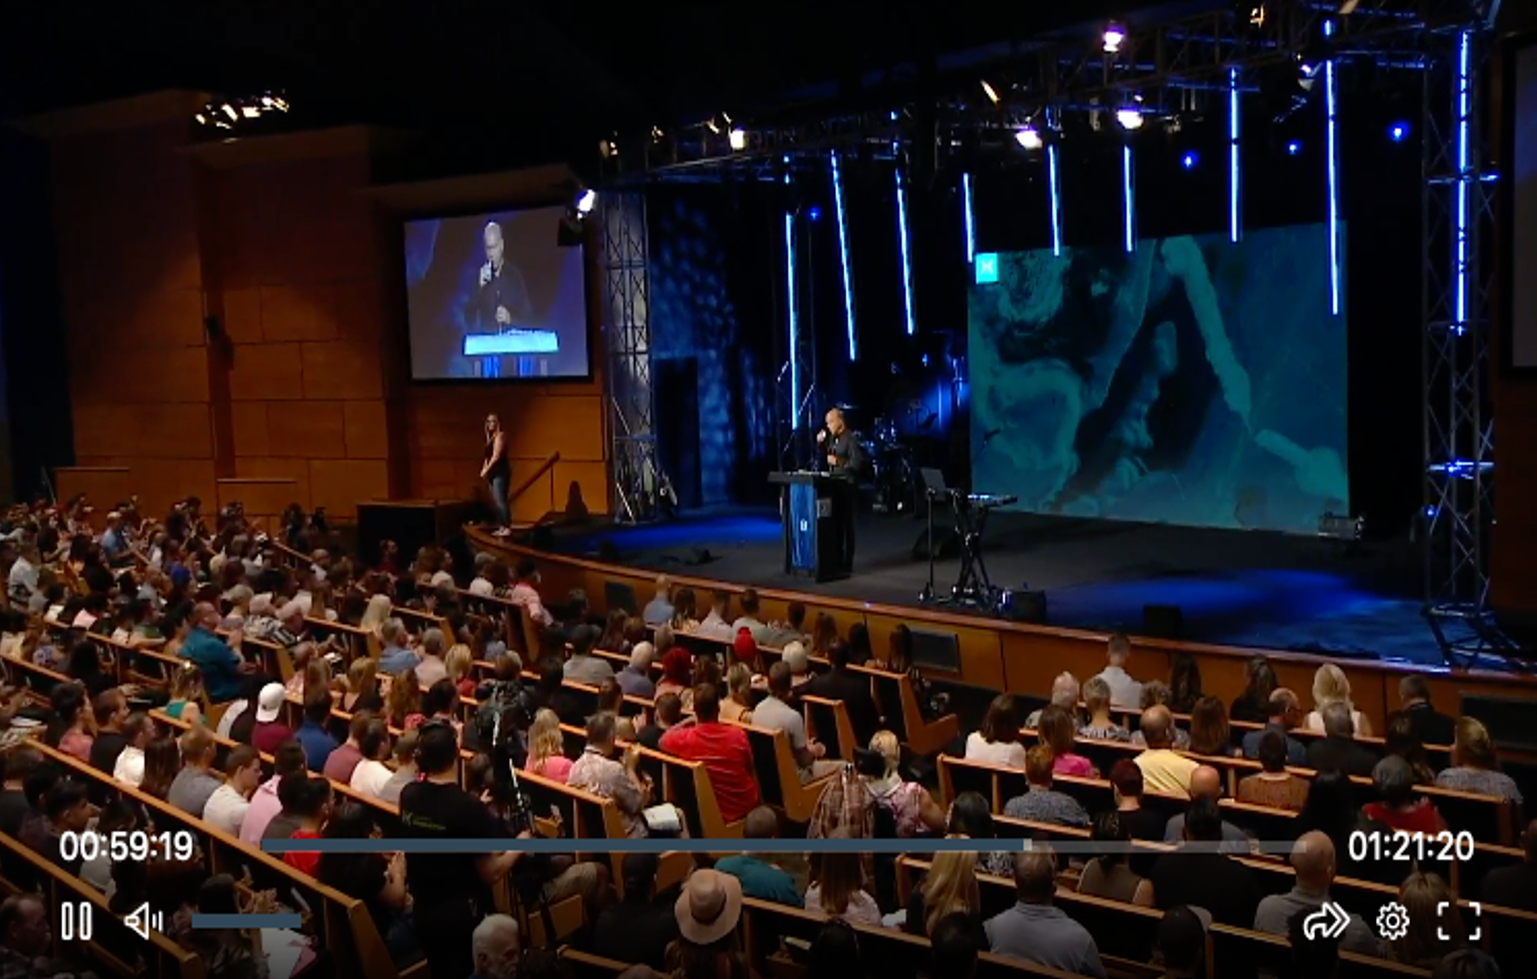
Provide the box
[1456,30,1470,333]
[784,156,799,406]
[1182,151,1199,170]
[829,150,857,360]
[1122,144,1135,254]
[1229,66,1240,244]
[807,205,822,221]
[1286,139,1303,156]
[962,172,976,264]
[1389,122,1409,143]
[1324,19,1340,315]
[895,153,916,335]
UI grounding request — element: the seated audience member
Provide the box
[322,711,372,784]
[1302,663,1373,736]
[802,638,880,744]
[220,675,268,742]
[1162,765,1251,850]
[376,730,419,805]
[295,694,340,772]
[616,642,657,698]
[766,600,810,650]
[905,848,986,944]
[137,737,179,801]
[203,745,262,836]
[591,853,679,971]
[948,791,1015,879]
[1398,673,1457,747]
[179,602,250,703]
[1003,745,1090,828]
[1481,817,1537,911]
[349,719,395,798]
[715,806,803,907]
[1149,797,1260,927]
[1077,811,1153,906]
[695,589,734,640]
[112,714,152,787]
[1024,673,1080,729]
[1240,688,1307,765]
[966,694,1027,768]
[731,588,769,644]
[564,623,614,685]
[1155,905,1210,979]
[754,662,836,782]
[1187,696,1239,757]
[86,689,129,774]
[637,691,683,752]
[719,662,754,723]
[467,553,497,598]
[1109,758,1167,841]
[1384,710,1438,784]
[526,708,573,783]
[318,802,418,963]
[376,619,418,674]
[1384,871,1465,968]
[926,911,981,979]
[1364,755,1447,834]
[1168,653,1203,714]
[1079,676,1130,742]
[1236,729,1311,811]
[413,627,449,687]
[806,846,881,926]
[1430,950,1503,979]
[783,641,815,690]
[1134,705,1199,798]
[568,711,666,838]
[510,559,556,628]
[1037,704,1095,776]
[985,846,1106,977]
[168,726,222,816]
[1437,716,1524,805]
[1230,654,1280,725]
[1306,702,1379,778]
[51,685,92,762]
[1256,832,1379,955]
[1130,681,1192,749]
[865,730,946,836]
[1090,632,1143,709]
[240,740,307,844]
[40,782,93,875]
[0,894,88,979]
[658,869,753,979]
[250,683,294,756]
[659,684,759,823]
[654,646,692,706]
[279,776,332,875]
[641,575,674,627]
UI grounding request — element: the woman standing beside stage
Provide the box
[480,413,511,535]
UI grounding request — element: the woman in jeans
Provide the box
[480,413,511,533]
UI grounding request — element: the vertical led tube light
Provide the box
[1229,66,1241,244]
[784,156,799,411]
[1047,109,1063,256]
[1324,20,1341,315]
[1122,143,1135,254]
[830,150,857,360]
[962,171,976,264]
[1455,29,1471,333]
[894,147,916,335]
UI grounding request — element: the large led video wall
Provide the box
[968,225,1347,534]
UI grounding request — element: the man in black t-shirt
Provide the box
[590,853,678,971]
[88,690,129,775]
[400,723,524,979]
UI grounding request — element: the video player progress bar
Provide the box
[260,839,1302,856]
[191,914,302,929]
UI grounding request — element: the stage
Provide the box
[543,506,1466,670]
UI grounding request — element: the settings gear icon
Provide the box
[1376,901,1411,941]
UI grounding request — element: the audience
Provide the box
[641,575,674,627]
[1023,673,1079,729]
[1230,655,1279,725]
[564,623,614,685]
[202,744,261,836]
[1303,663,1373,737]
[802,639,880,745]
[591,853,679,970]
[1236,729,1311,811]
[805,845,881,925]
[715,807,802,906]
[1079,676,1130,742]
[1364,755,1447,834]
[1133,705,1199,798]
[1240,687,1307,764]
[660,683,759,823]
[1306,702,1379,777]
[1161,765,1250,849]
[1077,811,1154,906]
[167,727,222,816]
[1090,632,1143,709]
[1149,796,1259,926]
[1003,744,1090,827]
[905,848,985,943]
[965,694,1027,768]
[1108,758,1167,841]
[1254,830,1378,954]
[1037,704,1095,777]
[754,662,835,782]
[616,641,657,698]
[1437,716,1523,806]
[1399,673,1457,746]
[864,730,945,836]
[985,847,1106,977]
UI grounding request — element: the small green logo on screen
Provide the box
[975,253,999,284]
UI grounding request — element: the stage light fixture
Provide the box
[980,80,1001,105]
[221,104,237,122]
[1388,121,1409,142]
[962,171,976,264]
[1103,22,1126,53]
[241,105,261,119]
[1324,18,1340,315]
[194,113,207,126]
[1287,139,1303,155]
[830,150,857,359]
[1015,126,1043,151]
[1047,110,1062,256]
[576,189,596,215]
[808,206,822,222]
[728,127,747,151]
[1122,144,1135,254]
[1116,108,1144,130]
[1455,29,1470,332]
[1182,151,1199,169]
[1249,3,1267,27]
[1229,66,1241,244]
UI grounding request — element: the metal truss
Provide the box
[600,191,669,524]
[1420,24,1512,668]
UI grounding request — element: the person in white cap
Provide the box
[251,683,293,755]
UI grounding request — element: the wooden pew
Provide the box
[727,718,839,824]
[802,695,858,761]
[0,828,206,979]
[849,663,959,758]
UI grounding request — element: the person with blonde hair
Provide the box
[905,848,985,942]
[1436,716,1523,804]
[864,730,946,836]
[445,643,476,699]
[1302,663,1372,736]
[526,708,572,782]
[358,593,392,636]
[344,658,383,714]
[805,843,882,926]
[719,663,754,724]
[1079,676,1129,742]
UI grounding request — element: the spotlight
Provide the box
[1248,3,1267,27]
[1103,22,1126,53]
[728,127,747,151]
[221,104,237,122]
[1287,139,1303,155]
[241,105,261,119]
[1388,121,1410,142]
[194,113,207,126]
[1014,125,1043,150]
[576,189,597,215]
[1116,108,1144,130]
[1182,151,1199,169]
[980,80,1001,105]
[808,205,822,222]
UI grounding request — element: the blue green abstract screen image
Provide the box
[968,225,1347,534]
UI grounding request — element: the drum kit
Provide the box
[859,402,933,515]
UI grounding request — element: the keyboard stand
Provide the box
[921,491,1005,614]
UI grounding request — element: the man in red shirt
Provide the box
[659,683,759,823]
[280,776,332,876]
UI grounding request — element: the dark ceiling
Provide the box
[0,0,1189,166]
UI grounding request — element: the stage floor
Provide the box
[537,507,1487,670]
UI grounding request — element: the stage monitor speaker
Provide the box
[1143,604,1185,640]
[912,527,961,561]
[356,500,474,569]
[1009,590,1048,624]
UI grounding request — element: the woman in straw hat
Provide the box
[619,868,755,979]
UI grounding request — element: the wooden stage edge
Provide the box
[463,525,1536,736]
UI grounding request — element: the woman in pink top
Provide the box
[1038,704,1097,778]
[526,709,573,782]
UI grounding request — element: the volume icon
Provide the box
[124,902,154,941]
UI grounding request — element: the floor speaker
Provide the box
[912,527,961,561]
[1143,604,1185,640]
[356,500,475,568]
[1009,590,1048,624]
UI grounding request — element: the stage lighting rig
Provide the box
[1116,107,1145,130]
[192,93,289,134]
[1103,22,1127,53]
[1014,125,1044,151]
[980,79,1002,105]
[729,127,747,151]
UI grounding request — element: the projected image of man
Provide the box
[469,221,532,376]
